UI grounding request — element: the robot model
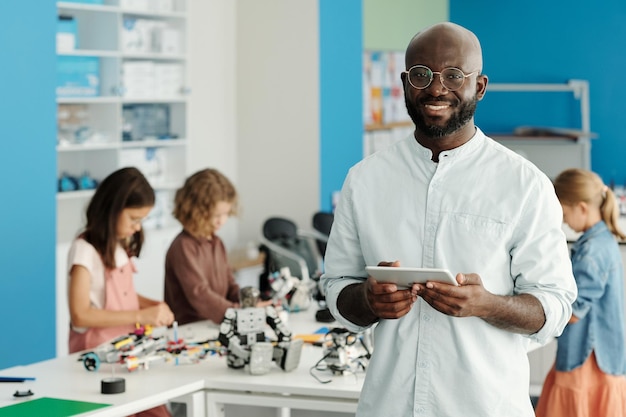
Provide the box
[78,323,221,372]
[321,328,368,374]
[267,266,312,312]
[309,327,371,383]
[79,324,168,372]
[219,286,303,375]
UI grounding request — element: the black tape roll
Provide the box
[101,377,125,394]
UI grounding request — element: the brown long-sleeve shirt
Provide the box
[164,230,240,325]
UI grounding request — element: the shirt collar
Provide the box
[183,228,216,244]
[411,127,485,162]
[572,221,608,250]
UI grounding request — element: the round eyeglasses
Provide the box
[403,65,477,91]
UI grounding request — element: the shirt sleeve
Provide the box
[321,171,373,333]
[218,238,241,304]
[510,177,578,345]
[67,238,106,310]
[67,238,97,274]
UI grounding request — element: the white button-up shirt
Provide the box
[322,128,577,417]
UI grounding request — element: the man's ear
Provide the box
[476,74,488,101]
[400,71,408,89]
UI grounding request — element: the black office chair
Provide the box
[261,217,320,280]
[311,211,335,323]
[258,217,323,301]
[312,211,334,259]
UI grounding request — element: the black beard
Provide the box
[406,95,478,138]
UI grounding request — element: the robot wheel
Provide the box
[83,352,101,372]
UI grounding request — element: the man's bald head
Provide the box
[406,22,483,74]
[401,22,488,147]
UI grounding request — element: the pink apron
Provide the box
[69,260,171,417]
[69,260,139,353]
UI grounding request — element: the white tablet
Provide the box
[365,266,458,287]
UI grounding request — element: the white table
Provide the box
[0,353,207,417]
[0,309,363,417]
[1,304,551,417]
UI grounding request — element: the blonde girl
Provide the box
[164,168,241,326]
[536,168,626,416]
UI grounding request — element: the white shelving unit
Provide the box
[55,0,188,357]
[488,80,592,179]
[56,0,188,242]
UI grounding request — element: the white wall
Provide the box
[235,0,320,245]
[188,0,322,246]
[187,0,239,249]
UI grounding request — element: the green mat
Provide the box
[0,397,110,417]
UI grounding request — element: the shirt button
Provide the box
[418,361,428,368]
[417,406,426,413]
[422,314,431,322]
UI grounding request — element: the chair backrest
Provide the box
[312,211,334,258]
[263,217,298,241]
[260,217,319,281]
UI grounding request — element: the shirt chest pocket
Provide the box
[438,212,513,267]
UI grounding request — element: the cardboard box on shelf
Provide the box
[154,63,184,97]
[56,56,100,97]
[62,0,103,4]
[122,18,157,54]
[120,0,174,12]
[122,61,156,98]
[57,15,77,53]
[158,27,182,55]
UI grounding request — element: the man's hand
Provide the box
[414,273,490,318]
[365,260,417,319]
[415,273,545,334]
[337,260,417,326]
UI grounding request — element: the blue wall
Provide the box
[0,2,57,369]
[451,0,626,185]
[319,0,363,211]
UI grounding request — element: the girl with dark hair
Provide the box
[67,167,174,417]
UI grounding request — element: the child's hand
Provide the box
[139,302,175,327]
[256,299,274,308]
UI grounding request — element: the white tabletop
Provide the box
[172,307,364,400]
[0,307,363,416]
